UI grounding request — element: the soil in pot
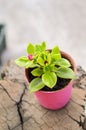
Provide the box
[26,68,71,92]
[41,78,70,91]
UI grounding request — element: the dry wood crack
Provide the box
[0,61,86,130]
[16,83,27,130]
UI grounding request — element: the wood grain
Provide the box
[0,61,86,130]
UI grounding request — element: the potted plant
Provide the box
[15,42,76,110]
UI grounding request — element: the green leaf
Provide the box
[43,65,54,73]
[56,67,76,79]
[35,44,41,52]
[52,54,61,60]
[42,72,57,88]
[29,78,45,93]
[37,57,44,66]
[41,41,46,51]
[35,42,46,52]
[47,53,51,64]
[25,61,38,68]
[15,56,28,67]
[55,58,71,67]
[31,68,43,76]
[27,43,35,54]
[51,46,60,54]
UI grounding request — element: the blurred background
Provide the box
[0,0,86,69]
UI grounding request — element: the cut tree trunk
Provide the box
[0,60,86,130]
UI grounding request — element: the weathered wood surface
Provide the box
[0,60,86,130]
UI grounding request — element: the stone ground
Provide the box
[0,0,86,69]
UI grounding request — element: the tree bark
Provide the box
[0,61,86,130]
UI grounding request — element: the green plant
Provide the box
[15,42,75,93]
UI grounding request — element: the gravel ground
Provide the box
[0,0,86,69]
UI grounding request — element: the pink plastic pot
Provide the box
[34,81,73,110]
[25,51,76,110]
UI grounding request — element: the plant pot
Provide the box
[25,51,76,110]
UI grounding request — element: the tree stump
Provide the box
[0,60,86,130]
